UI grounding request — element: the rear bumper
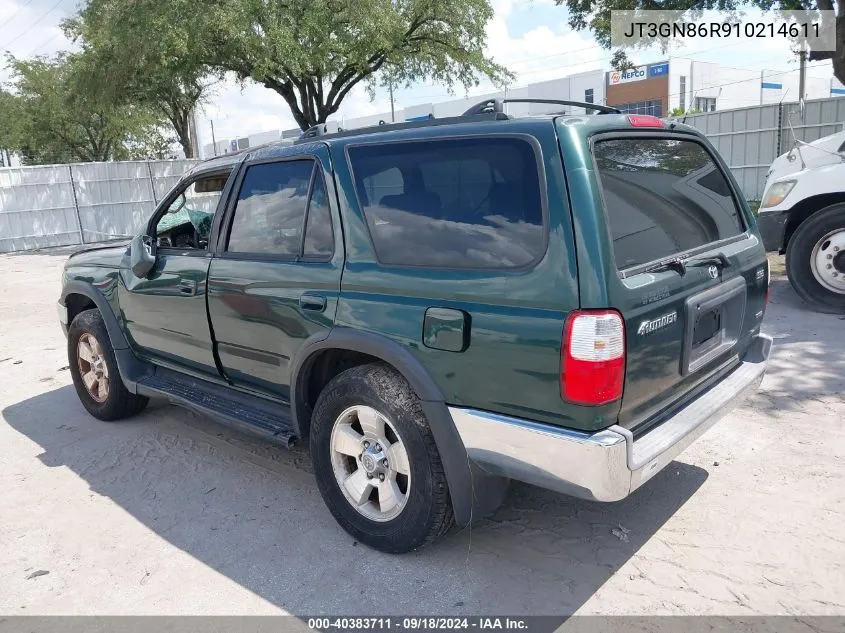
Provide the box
[450,333,772,502]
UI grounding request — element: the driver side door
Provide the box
[119,168,233,377]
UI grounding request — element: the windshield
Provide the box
[593,137,745,270]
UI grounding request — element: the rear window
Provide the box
[347,137,545,269]
[593,137,744,270]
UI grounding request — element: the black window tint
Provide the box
[593,138,744,270]
[303,170,333,258]
[348,138,544,268]
[227,160,313,256]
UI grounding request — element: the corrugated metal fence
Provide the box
[2,97,844,252]
[0,159,199,253]
[682,96,845,201]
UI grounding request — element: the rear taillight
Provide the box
[627,114,664,128]
[562,310,626,406]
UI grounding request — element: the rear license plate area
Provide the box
[681,276,747,376]
[692,307,722,347]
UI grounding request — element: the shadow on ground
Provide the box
[749,275,845,415]
[3,385,708,615]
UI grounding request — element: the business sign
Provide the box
[648,62,669,78]
[609,66,647,85]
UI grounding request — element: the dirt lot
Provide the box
[1,248,843,616]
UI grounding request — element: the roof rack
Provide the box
[291,97,620,145]
[293,112,509,144]
[462,98,621,116]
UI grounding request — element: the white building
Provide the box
[200,61,845,158]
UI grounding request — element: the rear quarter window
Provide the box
[347,137,546,269]
[593,137,744,270]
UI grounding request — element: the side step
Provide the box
[136,368,297,447]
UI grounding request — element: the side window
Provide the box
[361,166,403,205]
[303,170,333,259]
[155,173,228,249]
[348,137,545,269]
[227,160,313,256]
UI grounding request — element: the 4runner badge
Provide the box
[637,311,678,336]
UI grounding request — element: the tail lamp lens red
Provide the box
[562,310,626,406]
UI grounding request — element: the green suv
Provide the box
[58,99,772,553]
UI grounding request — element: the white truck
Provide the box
[757,130,845,313]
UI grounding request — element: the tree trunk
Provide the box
[176,113,193,158]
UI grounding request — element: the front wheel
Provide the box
[68,309,149,421]
[785,203,845,314]
[310,363,454,553]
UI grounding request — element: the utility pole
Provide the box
[389,81,395,122]
[798,47,807,123]
[210,120,217,156]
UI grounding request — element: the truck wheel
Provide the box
[786,203,845,314]
[68,309,149,421]
[310,362,454,553]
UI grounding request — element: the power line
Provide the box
[0,0,37,31]
[665,61,829,99]
[3,0,68,51]
[25,29,63,57]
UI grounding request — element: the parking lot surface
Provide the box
[1,248,843,615]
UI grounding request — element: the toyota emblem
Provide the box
[708,265,719,279]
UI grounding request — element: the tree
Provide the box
[69,0,510,132]
[557,0,845,88]
[0,54,174,165]
[63,10,215,158]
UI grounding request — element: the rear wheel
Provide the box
[786,204,845,313]
[310,363,454,553]
[68,309,149,420]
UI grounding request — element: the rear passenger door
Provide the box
[207,145,342,399]
[333,127,582,426]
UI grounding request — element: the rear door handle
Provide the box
[299,293,327,312]
[179,279,197,296]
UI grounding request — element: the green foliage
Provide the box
[556,0,845,87]
[0,54,175,165]
[669,106,701,116]
[70,0,511,131]
[63,6,215,158]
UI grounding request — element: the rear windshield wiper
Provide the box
[642,257,687,276]
[685,252,731,270]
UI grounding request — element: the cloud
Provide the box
[0,0,76,80]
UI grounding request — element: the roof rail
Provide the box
[293,112,509,144]
[462,98,621,116]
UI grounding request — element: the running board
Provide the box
[136,368,297,447]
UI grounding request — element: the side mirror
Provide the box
[130,234,156,278]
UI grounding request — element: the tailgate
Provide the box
[588,133,768,430]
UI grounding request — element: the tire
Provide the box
[68,309,149,421]
[310,362,454,553]
[785,203,845,314]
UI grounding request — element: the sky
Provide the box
[0,0,837,151]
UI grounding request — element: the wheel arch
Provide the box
[61,281,151,391]
[61,281,129,350]
[782,193,845,252]
[291,328,477,526]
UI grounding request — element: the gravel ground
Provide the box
[0,249,843,616]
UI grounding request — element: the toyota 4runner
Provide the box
[58,99,772,553]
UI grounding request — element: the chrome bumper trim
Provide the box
[450,334,772,502]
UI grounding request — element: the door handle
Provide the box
[299,293,327,312]
[179,279,197,296]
